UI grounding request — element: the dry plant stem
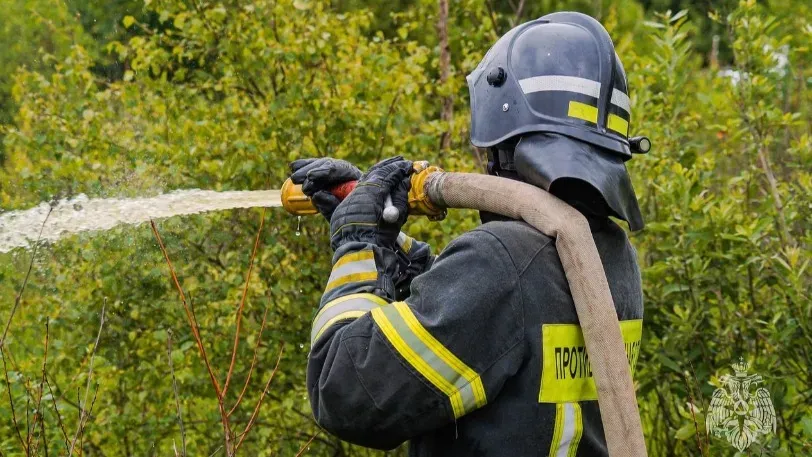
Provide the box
[1,207,52,348]
[228,305,270,417]
[511,0,526,25]
[151,221,235,455]
[67,301,106,457]
[689,362,711,453]
[29,319,51,456]
[437,0,452,151]
[223,208,267,398]
[483,0,502,38]
[39,415,49,457]
[167,331,187,457]
[45,376,70,452]
[74,385,99,457]
[150,220,222,396]
[294,430,323,457]
[757,146,794,249]
[684,373,705,457]
[235,342,285,449]
[1,347,27,454]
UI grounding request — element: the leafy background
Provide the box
[0,0,809,456]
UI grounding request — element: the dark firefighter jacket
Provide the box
[307,218,643,456]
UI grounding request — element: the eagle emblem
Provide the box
[706,358,776,451]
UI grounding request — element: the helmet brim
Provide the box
[514,133,644,231]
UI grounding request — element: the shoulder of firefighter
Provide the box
[307,219,643,456]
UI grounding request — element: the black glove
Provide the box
[289,158,362,220]
[329,157,413,251]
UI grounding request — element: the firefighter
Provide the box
[290,12,648,456]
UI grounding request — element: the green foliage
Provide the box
[0,1,809,456]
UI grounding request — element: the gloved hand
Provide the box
[329,156,413,251]
[289,158,362,220]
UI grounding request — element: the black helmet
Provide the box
[467,12,649,231]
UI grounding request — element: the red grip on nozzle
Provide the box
[329,181,358,200]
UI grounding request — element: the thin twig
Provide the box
[294,430,323,457]
[45,376,70,452]
[30,319,51,455]
[438,0,453,151]
[228,305,270,417]
[1,347,27,453]
[26,395,31,453]
[150,220,222,396]
[511,0,526,26]
[375,90,403,162]
[1,207,52,348]
[167,331,187,457]
[684,372,706,456]
[75,385,99,456]
[223,208,267,398]
[40,411,49,457]
[67,301,106,457]
[208,444,224,457]
[235,342,285,449]
[483,0,503,38]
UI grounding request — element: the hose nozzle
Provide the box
[281,161,446,220]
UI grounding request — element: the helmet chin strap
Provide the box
[486,146,521,181]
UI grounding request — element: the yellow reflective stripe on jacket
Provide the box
[325,250,377,292]
[539,319,642,403]
[326,272,377,292]
[396,232,414,254]
[333,250,373,269]
[311,293,388,344]
[548,403,583,457]
[371,302,487,418]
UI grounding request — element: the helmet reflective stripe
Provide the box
[610,89,630,113]
[607,113,629,136]
[518,75,630,113]
[567,100,628,136]
[518,75,601,98]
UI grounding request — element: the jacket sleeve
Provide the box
[307,229,526,450]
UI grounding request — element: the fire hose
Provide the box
[281,162,647,457]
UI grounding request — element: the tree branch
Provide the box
[67,300,106,457]
[150,220,222,396]
[437,0,453,151]
[1,347,27,454]
[1,207,52,348]
[228,304,270,417]
[167,330,187,457]
[235,342,285,449]
[222,208,267,398]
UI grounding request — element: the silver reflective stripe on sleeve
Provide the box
[311,293,388,344]
[396,232,414,254]
[371,302,487,418]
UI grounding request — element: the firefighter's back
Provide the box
[409,219,643,457]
